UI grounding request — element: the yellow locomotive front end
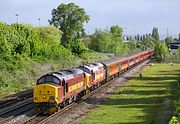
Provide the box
[33,83,59,114]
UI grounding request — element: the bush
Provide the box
[68,39,88,55]
[169,116,180,124]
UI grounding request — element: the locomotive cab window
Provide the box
[79,67,91,74]
[37,76,60,85]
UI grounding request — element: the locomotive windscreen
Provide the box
[37,75,60,85]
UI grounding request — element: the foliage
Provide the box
[0,22,20,55]
[49,3,90,47]
[35,25,63,45]
[81,37,91,48]
[79,51,110,63]
[11,23,42,56]
[152,27,160,42]
[169,116,180,124]
[125,40,137,53]
[89,26,129,55]
[142,35,155,49]
[90,29,111,52]
[0,23,76,95]
[154,41,168,60]
[0,22,111,97]
[165,36,175,44]
[68,39,88,55]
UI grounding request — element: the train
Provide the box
[33,50,154,114]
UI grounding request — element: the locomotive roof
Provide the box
[37,67,85,83]
[81,62,103,72]
[67,68,84,75]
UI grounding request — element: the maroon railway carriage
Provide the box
[101,58,120,79]
[140,52,144,61]
[129,55,136,67]
[120,58,129,71]
[135,53,141,64]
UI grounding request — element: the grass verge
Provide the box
[80,63,180,124]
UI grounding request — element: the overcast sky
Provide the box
[0,0,179,38]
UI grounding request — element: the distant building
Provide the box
[168,42,180,53]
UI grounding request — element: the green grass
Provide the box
[80,63,180,124]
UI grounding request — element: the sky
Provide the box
[0,0,180,38]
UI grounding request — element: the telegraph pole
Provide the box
[166,28,169,37]
[38,18,41,27]
[15,14,19,24]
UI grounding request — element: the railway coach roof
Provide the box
[101,51,148,66]
[101,56,127,66]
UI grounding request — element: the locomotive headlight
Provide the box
[49,96,55,100]
[43,96,46,99]
[49,96,55,103]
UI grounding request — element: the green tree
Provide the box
[90,29,112,53]
[137,34,140,41]
[126,40,137,53]
[154,41,168,61]
[152,27,160,41]
[142,36,155,49]
[165,36,175,44]
[69,39,87,55]
[89,26,128,55]
[142,34,146,40]
[49,3,90,47]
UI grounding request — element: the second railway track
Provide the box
[0,89,33,109]
[0,98,33,124]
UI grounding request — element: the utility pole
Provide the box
[166,28,169,37]
[15,14,19,24]
[124,27,127,40]
[38,18,41,27]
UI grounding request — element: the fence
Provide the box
[163,58,180,63]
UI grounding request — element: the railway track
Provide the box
[22,59,150,124]
[0,98,33,124]
[0,89,33,109]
